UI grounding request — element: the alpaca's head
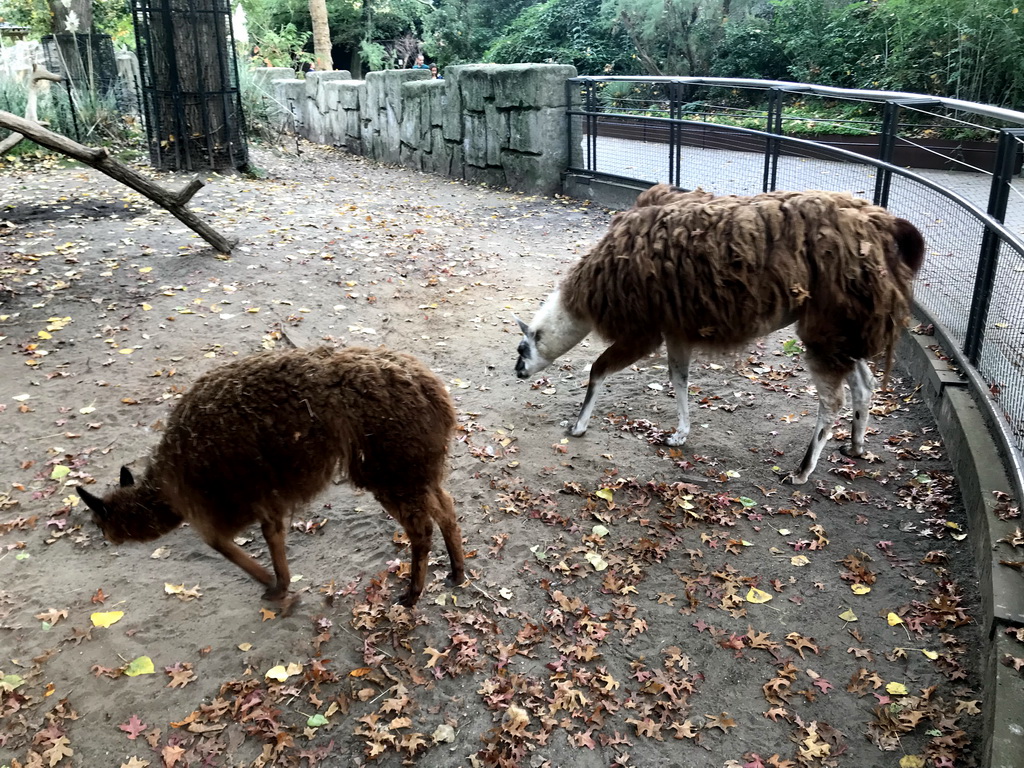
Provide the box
[77,466,182,544]
[514,289,590,379]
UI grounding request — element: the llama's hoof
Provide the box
[447,571,466,587]
[782,473,808,486]
[840,444,865,458]
[665,431,688,447]
[567,425,587,438]
[278,593,301,617]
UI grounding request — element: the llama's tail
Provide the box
[879,218,926,389]
[892,217,926,275]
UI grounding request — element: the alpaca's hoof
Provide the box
[665,431,688,447]
[397,590,421,608]
[262,583,288,601]
[568,424,587,438]
[782,472,808,486]
[840,444,865,458]
[447,570,466,587]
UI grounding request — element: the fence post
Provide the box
[763,88,783,193]
[964,128,1024,365]
[584,80,598,173]
[874,99,939,207]
[667,81,684,188]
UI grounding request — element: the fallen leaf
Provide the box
[91,611,124,628]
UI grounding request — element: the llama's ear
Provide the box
[76,486,108,517]
[513,314,532,337]
[119,466,135,487]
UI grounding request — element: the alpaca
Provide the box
[514,185,925,484]
[77,346,466,607]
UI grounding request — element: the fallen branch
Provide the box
[0,110,237,253]
[0,64,62,154]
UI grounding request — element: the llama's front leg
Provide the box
[570,338,660,437]
[664,337,693,447]
[841,359,874,459]
[787,364,847,485]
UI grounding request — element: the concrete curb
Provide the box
[897,325,1024,767]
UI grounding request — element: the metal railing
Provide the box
[566,76,1024,493]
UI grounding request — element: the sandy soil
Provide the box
[0,143,985,768]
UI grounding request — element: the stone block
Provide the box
[304,70,353,101]
[464,162,507,188]
[491,64,576,109]
[456,64,497,112]
[501,150,561,195]
[462,112,489,167]
[441,66,466,142]
[509,106,568,158]
[251,67,293,94]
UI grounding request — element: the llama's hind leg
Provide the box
[570,337,660,437]
[664,337,693,447]
[377,493,435,607]
[787,362,848,485]
[841,359,874,459]
[259,515,291,601]
[429,487,466,587]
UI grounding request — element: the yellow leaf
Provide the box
[38,330,52,339]
[265,665,298,682]
[237,643,252,651]
[921,649,938,660]
[584,551,608,571]
[887,612,904,626]
[746,587,773,604]
[119,348,134,355]
[139,266,153,273]
[838,609,858,622]
[851,583,871,595]
[791,555,810,567]
[90,611,124,628]
[50,465,70,480]
[595,488,614,502]
[886,681,908,696]
[124,656,155,677]
[349,667,373,677]
[899,756,925,768]
[79,405,96,415]
[142,303,153,311]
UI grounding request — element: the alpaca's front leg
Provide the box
[665,338,693,447]
[569,339,659,437]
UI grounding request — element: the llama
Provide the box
[514,185,925,484]
[77,346,466,607]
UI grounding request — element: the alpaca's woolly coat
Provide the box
[561,188,922,373]
[106,346,457,544]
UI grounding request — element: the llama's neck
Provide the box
[534,289,591,361]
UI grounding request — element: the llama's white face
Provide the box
[513,290,590,379]
[514,320,552,379]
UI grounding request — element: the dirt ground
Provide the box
[0,143,986,768]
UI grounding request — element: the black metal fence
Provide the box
[567,76,1024,476]
[131,0,247,171]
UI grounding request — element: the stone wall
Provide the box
[263,63,576,195]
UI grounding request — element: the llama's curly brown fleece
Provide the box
[561,187,922,374]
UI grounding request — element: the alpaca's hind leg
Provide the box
[429,487,466,587]
[787,362,848,485]
[377,494,435,607]
[841,359,874,459]
[570,337,661,437]
[664,337,693,447]
[259,515,291,601]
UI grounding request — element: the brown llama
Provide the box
[514,185,925,484]
[77,346,466,607]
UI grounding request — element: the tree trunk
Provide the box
[309,0,333,71]
[46,0,93,33]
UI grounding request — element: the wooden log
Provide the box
[0,64,63,154]
[0,109,237,254]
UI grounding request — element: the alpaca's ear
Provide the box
[77,486,108,517]
[119,466,135,487]
[513,314,532,337]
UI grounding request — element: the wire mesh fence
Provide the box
[567,76,1024,460]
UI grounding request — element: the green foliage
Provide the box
[484,0,634,75]
[248,21,314,70]
[709,16,789,80]
[0,0,130,38]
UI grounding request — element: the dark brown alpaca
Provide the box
[515,185,925,484]
[77,346,466,607]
